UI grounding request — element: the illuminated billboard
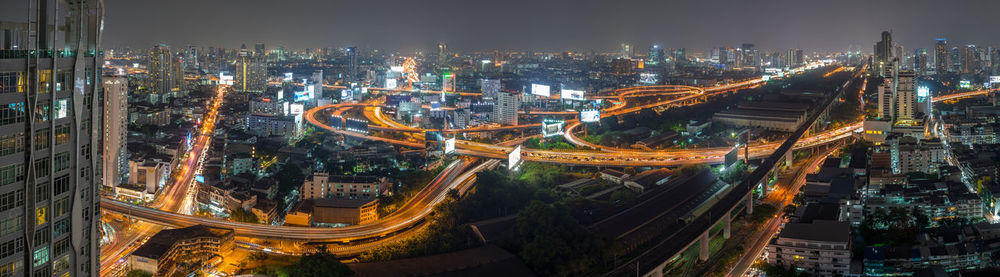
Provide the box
[294,90,310,102]
[561,88,585,101]
[531,84,551,97]
[508,145,522,170]
[917,86,930,98]
[580,110,600,123]
[991,76,1000,84]
[542,120,564,137]
[386,78,397,89]
[639,73,659,84]
[960,80,971,89]
[288,103,304,115]
[444,137,456,154]
[283,72,293,82]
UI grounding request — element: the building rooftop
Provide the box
[132,225,234,260]
[778,220,851,244]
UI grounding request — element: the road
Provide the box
[101,158,497,244]
[727,145,840,277]
[100,85,227,276]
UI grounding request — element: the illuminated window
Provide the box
[32,247,48,267]
[35,206,46,226]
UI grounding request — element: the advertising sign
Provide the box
[531,84,551,97]
[561,88,585,101]
[580,110,600,123]
[542,120,564,137]
[508,145,522,170]
[444,137,456,154]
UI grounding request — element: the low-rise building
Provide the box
[128,225,235,276]
[312,198,379,226]
[299,172,390,200]
[767,220,852,277]
[599,169,629,184]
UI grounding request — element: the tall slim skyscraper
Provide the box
[874,31,893,75]
[913,48,928,76]
[103,77,128,190]
[346,46,358,82]
[147,45,183,100]
[934,39,949,74]
[235,44,266,93]
[0,0,103,275]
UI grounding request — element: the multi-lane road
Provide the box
[100,85,226,276]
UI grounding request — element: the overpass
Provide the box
[604,64,867,277]
[102,158,499,245]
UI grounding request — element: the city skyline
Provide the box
[4,0,1000,52]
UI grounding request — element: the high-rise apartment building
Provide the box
[491,92,519,126]
[895,70,917,121]
[103,77,128,190]
[147,45,183,100]
[934,39,949,74]
[0,0,104,275]
[234,44,266,93]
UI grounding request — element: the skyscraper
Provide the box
[491,92,519,126]
[103,77,128,190]
[0,0,103,275]
[895,70,917,121]
[647,45,663,65]
[950,46,962,73]
[437,43,448,64]
[961,45,981,74]
[346,46,358,82]
[254,43,266,56]
[934,39,949,74]
[620,43,632,59]
[913,48,928,76]
[147,45,183,100]
[874,31,893,75]
[235,44,266,93]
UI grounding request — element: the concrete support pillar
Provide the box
[724,213,732,239]
[783,150,793,167]
[699,230,710,261]
[745,195,754,216]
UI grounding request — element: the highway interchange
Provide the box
[99,61,997,275]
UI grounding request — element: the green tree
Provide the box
[286,245,354,277]
[230,208,259,223]
[126,270,153,277]
[511,201,607,276]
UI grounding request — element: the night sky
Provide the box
[3,0,999,53]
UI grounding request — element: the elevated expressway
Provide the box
[101,64,852,250]
[102,158,501,245]
[605,65,867,277]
